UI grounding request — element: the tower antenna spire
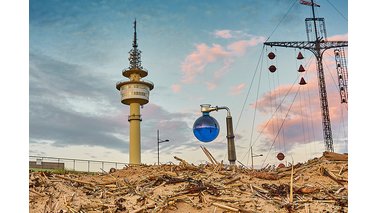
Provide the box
[133,19,138,48]
[129,19,142,69]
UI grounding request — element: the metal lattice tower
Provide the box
[264,0,348,152]
[334,48,348,103]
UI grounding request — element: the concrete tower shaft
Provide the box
[116,20,154,165]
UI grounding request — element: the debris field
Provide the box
[29,150,348,213]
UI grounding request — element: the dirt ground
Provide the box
[29,152,347,213]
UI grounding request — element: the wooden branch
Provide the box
[295,186,319,194]
[55,175,95,187]
[201,146,216,165]
[173,156,197,170]
[130,203,155,213]
[323,151,348,161]
[305,204,310,213]
[319,167,346,186]
[253,172,281,180]
[212,202,239,212]
[339,165,348,175]
[213,203,253,213]
[97,180,117,185]
[335,187,346,195]
[29,189,45,197]
[251,185,269,194]
[290,162,294,204]
[174,156,189,164]
[203,146,219,164]
[224,176,241,185]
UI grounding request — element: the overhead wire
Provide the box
[245,44,264,165]
[324,0,348,22]
[260,85,301,167]
[239,75,300,163]
[303,53,317,157]
[265,0,298,42]
[234,46,265,132]
[299,81,308,159]
[235,0,298,165]
[274,47,282,154]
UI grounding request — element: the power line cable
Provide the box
[234,0,297,133]
[239,75,300,163]
[266,0,298,42]
[325,0,348,22]
[260,86,301,167]
[234,46,264,132]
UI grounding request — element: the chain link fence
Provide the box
[29,156,128,173]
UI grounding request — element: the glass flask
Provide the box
[193,112,220,142]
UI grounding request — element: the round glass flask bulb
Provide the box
[193,112,220,142]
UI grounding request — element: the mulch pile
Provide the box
[29,151,348,213]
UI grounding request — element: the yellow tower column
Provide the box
[116,20,154,165]
[129,102,141,164]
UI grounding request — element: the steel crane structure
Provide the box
[264,0,347,152]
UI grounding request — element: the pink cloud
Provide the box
[253,72,347,150]
[227,36,266,56]
[171,84,182,93]
[205,81,217,90]
[181,43,229,83]
[181,35,266,84]
[214,30,232,39]
[229,83,246,95]
[213,59,234,79]
[327,33,348,41]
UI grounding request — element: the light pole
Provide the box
[250,146,263,170]
[157,129,169,165]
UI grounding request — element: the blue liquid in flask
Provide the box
[193,113,220,142]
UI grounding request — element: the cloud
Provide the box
[213,29,255,40]
[229,83,246,95]
[29,52,198,156]
[171,84,182,93]
[214,30,232,39]
[181,35,266,84]
[206,81,217,90]
[227,36,266,56]
[327,33,348,41]
[181,43,230,83]
[251,72,348,152]
[213,58,234,80]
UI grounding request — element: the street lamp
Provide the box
[250,146,263,170]
[193,104,236,165]
[157,129,169,165]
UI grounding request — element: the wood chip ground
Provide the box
[29,152,348,213]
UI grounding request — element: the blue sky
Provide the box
[27,0,349,167]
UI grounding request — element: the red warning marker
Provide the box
[298,64,305,72]
[299,77,307,85]
[297,52,304,60]
[269,65,277,73]
[277,152,285,161]
[268,52,276,60]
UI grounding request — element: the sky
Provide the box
[26,0,350,168]
[4,0,378,212]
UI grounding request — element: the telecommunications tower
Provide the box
[264,0,348,152]
[116,20,154,164]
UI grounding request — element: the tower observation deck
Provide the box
[116,20,154,164]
